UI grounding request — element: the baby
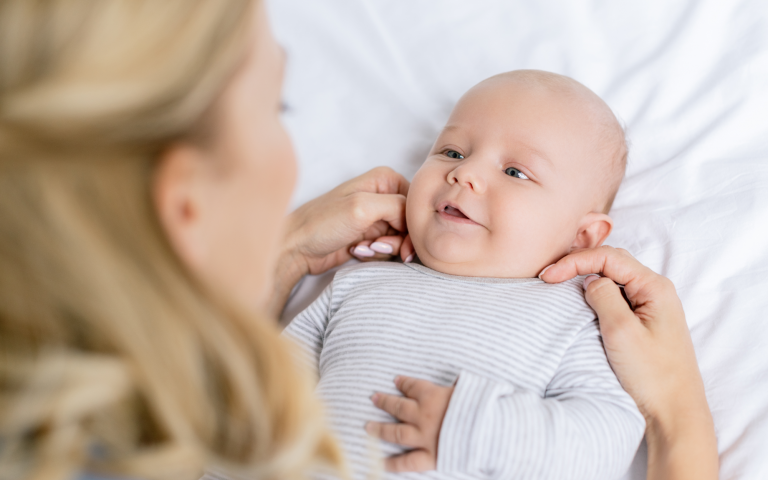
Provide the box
[284,70,644,479]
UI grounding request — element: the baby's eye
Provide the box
[445,150,464,159]
[504,167,529,180]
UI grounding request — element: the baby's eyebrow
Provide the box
[438,124,463,137]
[507,143,554,178]
[526,148,554,169]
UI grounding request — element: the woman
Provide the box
[0,1,362,479]
[0,1,716,480]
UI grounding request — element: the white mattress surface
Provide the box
[269,1,768,478]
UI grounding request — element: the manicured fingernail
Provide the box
[404,254,414,264]
[370,393,379,403]
[370,242,393,254]
[365,422,374,434]
[394,376,402,386]
[353,245,375,257]
[538,264,555,280]
[583,274,600,291]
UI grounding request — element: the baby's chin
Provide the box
[416,241,529,278]
[412,232,551,278]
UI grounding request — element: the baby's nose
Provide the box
[448,163,487,193]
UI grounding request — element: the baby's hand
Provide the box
[365,375,454,472]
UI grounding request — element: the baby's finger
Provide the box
[371,392,419,423]
[395,375,431,400]
[385,450,435,472]
[365,421,422,448]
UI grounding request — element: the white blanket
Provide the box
[269,1,768,478]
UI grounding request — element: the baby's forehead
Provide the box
[462,72,610,124]
[443,71,627,206]
[461,72,621,150]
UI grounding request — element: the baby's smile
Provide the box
[436,201,481,227]
[405,70,627,278]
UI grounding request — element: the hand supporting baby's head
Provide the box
[406,70,627,278]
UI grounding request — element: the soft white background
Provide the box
[268,1,768,478]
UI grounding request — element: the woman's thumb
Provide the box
[583,275,635,336]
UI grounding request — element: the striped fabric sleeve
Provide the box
[281,283,334,380]
[436,320,645,480]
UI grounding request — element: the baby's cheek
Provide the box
[404,199,429,256]
[489,206,558,266]
[404,173,435,244]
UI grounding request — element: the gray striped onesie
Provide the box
[284,261,644,480]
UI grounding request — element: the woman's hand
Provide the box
[268,167,412,317]
[540,246,718,480]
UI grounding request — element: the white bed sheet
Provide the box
[268,1,768,478]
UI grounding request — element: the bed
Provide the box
[268,1,768,478]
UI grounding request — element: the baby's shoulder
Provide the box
[335,260,410,278]
[331,261,415,288]
[324,262,417,309]
[538,275,591,303]
[532,277,598,330]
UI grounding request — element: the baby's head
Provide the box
[406,70,626,278]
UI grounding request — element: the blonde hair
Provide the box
[0,1,341,479]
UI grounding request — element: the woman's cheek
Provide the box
[271,123,297,210]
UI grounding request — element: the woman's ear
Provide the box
[153,143,209,268]
[570,212,613,251]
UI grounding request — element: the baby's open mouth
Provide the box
[443,205,469,219]
[436,201,480,226]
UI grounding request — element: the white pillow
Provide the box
[269,1,768,478]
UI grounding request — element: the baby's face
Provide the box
[406,74,619,278]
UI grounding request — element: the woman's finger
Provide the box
[351,236,405,261]
[583,276,637,338]
[400,234,414,263]
[540,246,649,286]
[371,392,420,423]
[385,450,435,472]
[360,220,396,242]
[349,240,376,259]
[351,235,413,263]
[346,191,408,233]
[364,421,422,448]
[369,236,404,256]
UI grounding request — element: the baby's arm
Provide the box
[281,283,334,380]
[368,320,645,479]
[442,319,644,478]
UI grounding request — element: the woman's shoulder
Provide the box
[76,474,138,480]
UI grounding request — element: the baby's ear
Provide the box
[570,212,613,251]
